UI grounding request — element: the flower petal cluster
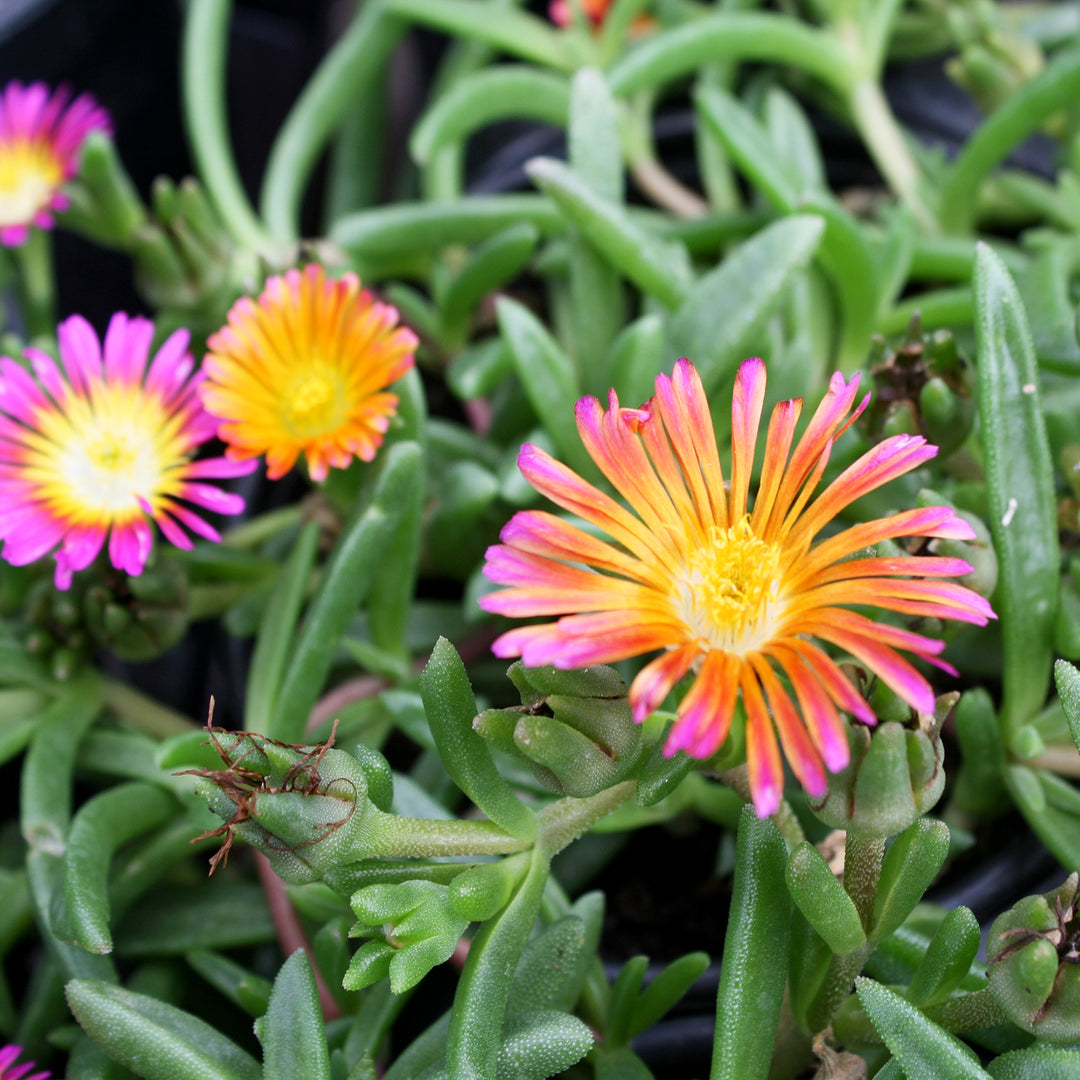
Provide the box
[0,1043,48,1080]
[0,312,254,589]
[200,264,419,482]
[0,81,109,246]
[481,358,995,817]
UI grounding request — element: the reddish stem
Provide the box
[255,851,342,1020]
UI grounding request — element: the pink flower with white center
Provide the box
[0,81,110,246]
[0,312,256,589]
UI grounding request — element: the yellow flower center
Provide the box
[0,139,63,227]
[32,384,185,520]
[284,365,346,440]
[674,517,784,653]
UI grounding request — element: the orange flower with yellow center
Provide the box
[200,265,418,482]
[481,358,994,817]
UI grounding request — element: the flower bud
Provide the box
[83,555,190,661]
[988,874,1080,1043]
[475,663,641,797]
[66,130,148,246]
[808,676,952,837]
[19,576,92,679]
[863,322,975,458]
[344,880,469,994]
[192,730,383,885]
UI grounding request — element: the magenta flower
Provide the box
[0,1044,48,1080]
[0,313,256,589]
[0,81,110,246]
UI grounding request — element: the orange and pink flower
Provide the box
[481,358,994,817]
[0,81,109,246]
[0,313,255,590]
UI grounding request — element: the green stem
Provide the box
[101,678,197,738]
[222,504,303,549]
[537,780,637,855]
[925,986,1009,1033]
[14,229,56,338]
[447,845,551,1079]
[607,13,857,100]
[939,44,1080,234]
[807,944,870,1033]
[848,78,935,231]
[803,832,884,1031]
[844,833,885,931]
[362,811,532,860]
[260,0,404,243]
[182,0,275,254]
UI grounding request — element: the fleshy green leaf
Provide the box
[988,1046,1080,1079]
[496,1009,593,1080]
[667,214,824,397]
[857,978,993,1080]
[785,842,866,956]
[420,638,536,843]
[58,783,178,954]
[907,906,981,1007]
[526,157,692,308]
[411,67,569,165]
[383,0,578,70]
[870,820,951,943]
[1055,660,1080,755]
[114,884,275,956]
[270,441,422,741]
[258,951,332,1080]
[66,979,261,1080]
[244,519,320,731]
[496,297,589,476]
[974,244,1058,732]
[711,806,790,1080]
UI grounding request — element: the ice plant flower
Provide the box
[549,0,655,33]
[481,359,995,817]
[0,312,255,590]
[0,1043,48,1080]
[0,81,109,246]
[200,264,418,481]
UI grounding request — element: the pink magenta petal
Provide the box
[59,524,106,574]
[0,359,51,424]
[185,455,260,479]
[108,519,153,577]
[751,654,826,798]
[154,508,195,551]
[144,327,193,399]
[628,644,699,721]
[729,358,767,519]
[665,650,737,757]
[57,314,104,393]
[165,503,222,543]
[742,668,784,818]
[103,311,154,385]
[179,482,245,516]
